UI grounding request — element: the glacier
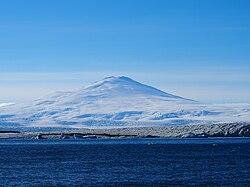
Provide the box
[0,76,249,128]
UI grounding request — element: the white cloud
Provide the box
[0,103,15,107]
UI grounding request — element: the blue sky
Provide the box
[0,0,250,103]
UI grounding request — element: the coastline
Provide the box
[0,122,249,139]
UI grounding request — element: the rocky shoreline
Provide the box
[0,122,249,139]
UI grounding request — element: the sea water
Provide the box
[0,138,249,186]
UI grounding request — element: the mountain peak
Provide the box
[102,76,137,82]
[82,76,192,101]
[86,76,140,88]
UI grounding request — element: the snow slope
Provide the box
[0,76,250,128]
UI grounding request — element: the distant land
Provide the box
[0,76,249,138]
[0,76,250,128]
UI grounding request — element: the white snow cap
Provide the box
[83,76,191,100]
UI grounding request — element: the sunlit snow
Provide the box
[0,76,249,127]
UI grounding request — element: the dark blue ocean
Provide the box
[0,138,249,186]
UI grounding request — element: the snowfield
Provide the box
[0,76,250,128]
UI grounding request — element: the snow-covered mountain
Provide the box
[0,76,250,128]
